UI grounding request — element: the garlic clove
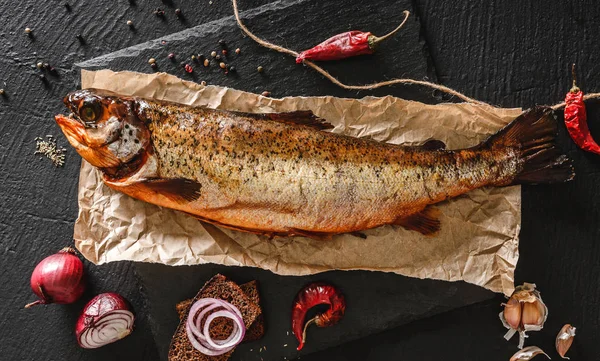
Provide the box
[555,324,576,359]
[510,346,551,361]
[521,300,547,328]
[503,297,523,330]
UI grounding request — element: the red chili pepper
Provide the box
[564,64,600,154]
[291,282,346,351]
[295,11,409,64]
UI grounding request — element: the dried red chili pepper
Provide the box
[564,64,600,154]
[291,282,346,351]
[295,11,409,64]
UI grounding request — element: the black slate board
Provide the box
[77,0,495,360]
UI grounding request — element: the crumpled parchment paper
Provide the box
[74,69,522,295]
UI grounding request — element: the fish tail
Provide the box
[486,106,575,184]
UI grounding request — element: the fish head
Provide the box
[55,89,150,170]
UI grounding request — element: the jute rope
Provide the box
[232,0,600,110]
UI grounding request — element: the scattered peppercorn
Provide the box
[222,49,228,56]
[180,61,187,68]
[151,63,157,69]
[36,62,43,69]
[25,27,32,35]
[211,51,217,57]
[175,8,182,17]
[43,62,49,69]
[229,66,236,72]
[215,55,221,61]
[235,48,241,54]
[168,53,175,60]
[153,8,165,17]
[257,66,264,73]
[184,64,193,73]
[48,66,56,73]
[218,39,226,46]
[0,89,5,96]
[39,74,46,81]
[262,91,270,97]
[198,54,205,62]
[148,58,156,65]
[127,20,133,27]
[219,62,226,69]
[191,55,197,61]
[201,81,207,86]
[203,59,210,67]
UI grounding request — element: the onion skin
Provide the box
[76,292,135,349]
[25,247,85,308]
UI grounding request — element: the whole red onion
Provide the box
[76,292,135,349]
[25,247,85,308]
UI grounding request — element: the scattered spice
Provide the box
[219,39,226,46]
[175,8,182,17]
[37,62,43,69]
[261,91,270,97]
[257,65,263,73]
[197,54,205,62]
[211,51,217,57]
[500,283,548,349]
[219,62,226,69]
[151,63,157,69]
[168,52,175,60]
[154,8,165,17]
[127,20,133,27]
[35,135,66,167]
[228,66,236,73]
[203,59,210,67]
[201,81,207,86]
[39,74,46,81]
[510,346,550,361]
[191,55,197,62]
[235,48,241,54]
[0,89,5,96]
[24,27,32,35]
[564,64,600,154]
[148,58,156,65]
[222,49,228,56]
[556,324,576,359]
[215,54,221,61]
[43,62,49,69]
[292,282,346,351]
[184,64,193,73]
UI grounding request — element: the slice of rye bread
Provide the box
[176,281,265,342]
[168,275,262,361]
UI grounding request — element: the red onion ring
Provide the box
[185,298,246,356]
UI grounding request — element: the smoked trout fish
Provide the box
[56,89,574,238]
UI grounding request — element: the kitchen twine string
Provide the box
[232,0,600,110]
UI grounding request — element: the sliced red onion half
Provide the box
[186,298,246,356]
[76,293,135,349]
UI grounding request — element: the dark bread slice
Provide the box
[168,274,262,361]
[176,281,265,343]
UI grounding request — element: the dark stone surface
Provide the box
[2,0,600,361]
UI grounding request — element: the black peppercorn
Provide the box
[175,8,181,17]
[198,54,205,62]
[218,39,226,46]
[180,62,187,68]
[215,55,221,61]
[228,66,236,72]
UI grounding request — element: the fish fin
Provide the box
[422,139,446,150]
[240,110,334,131]
[394,207,441,235]
[485,106,575,184]
[138,178,202,203]
[288,228,334,241]
[350,231,367,239]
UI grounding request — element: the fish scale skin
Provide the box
[137,100,520,234]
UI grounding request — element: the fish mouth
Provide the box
[55,113,88,148]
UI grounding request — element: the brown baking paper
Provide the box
[74,69,522,296]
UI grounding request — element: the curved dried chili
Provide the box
[291,282,346,351]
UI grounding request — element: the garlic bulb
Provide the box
[500,283,548,349]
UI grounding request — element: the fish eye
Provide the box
[79,100,102,124]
